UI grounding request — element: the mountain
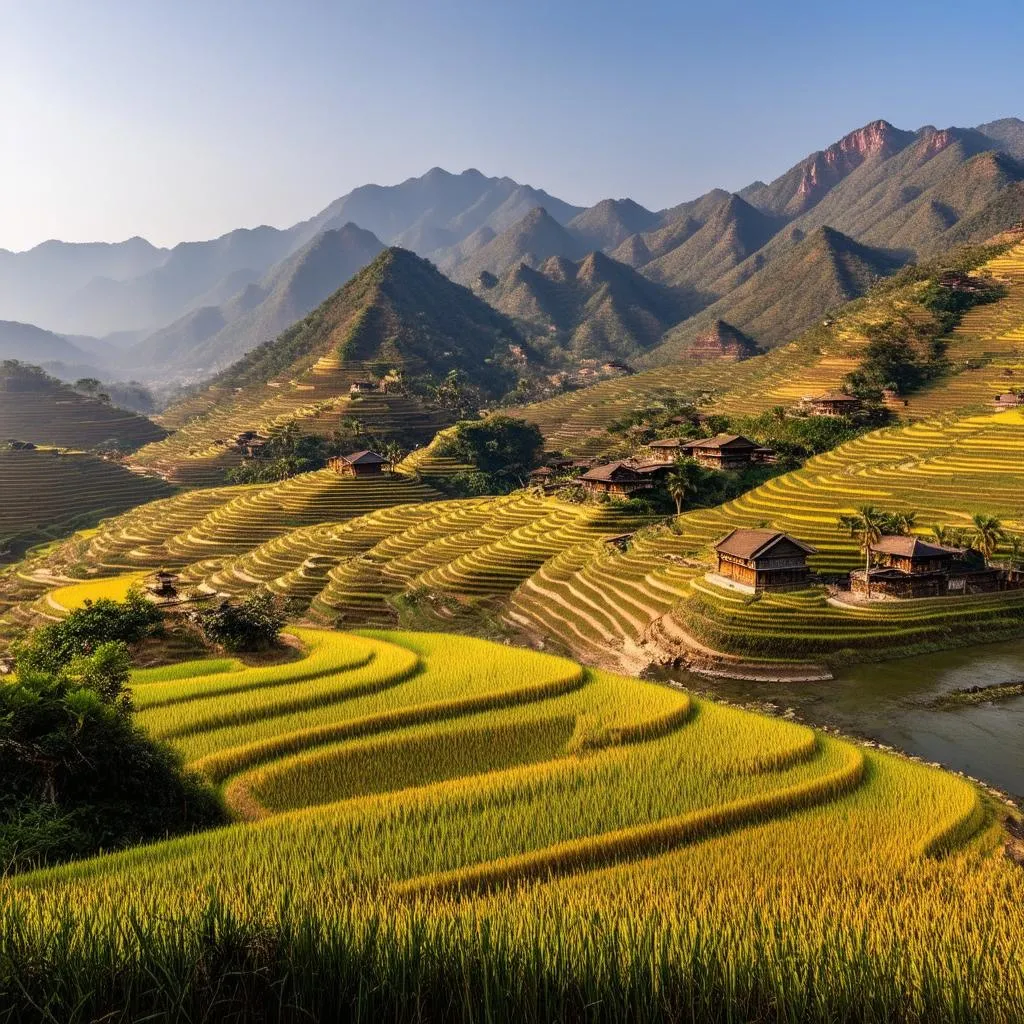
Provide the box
[0,321,99,368]
[638,193,785,290]
[302,167,583,250]
[125,223,385,378]
[56,225,302,337]
[567,199,661,251]
[484,250,687,362]
[976,117,1024,160]
[646,226,904,365]
[452,208,588,285]
[685,320,761,362]
[0,237,167,331]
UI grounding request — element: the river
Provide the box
[674,639,1024,800]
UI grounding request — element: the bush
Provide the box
[0,642,225,871]
[13,588,163,675]
[195,591,285,652]
[438,416,544,491]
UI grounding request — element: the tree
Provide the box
[441,416,544,490]
[382,441,405,471]
[883,510,917,536]
[971,513,1006,563]
[1005,533,1024,572]
[194,591,285,652]
[1,641,224,871]
[931,524,952,546]
[838,505,889,600]
[74,377,102,395]
[665,458,702,516]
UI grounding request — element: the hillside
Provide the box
[647,226,904,363]
[125,223,385,378]
[0,362,167,449]
[0,624,1021,1020]
[131,248,525,484]
[484,250,688,362]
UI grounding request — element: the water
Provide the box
[674,639,1024,799]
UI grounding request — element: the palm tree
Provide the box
[1004,533,1024,573]
[665,458,702,516]
[884,510,917,536]
[931,524,951,546]
[838,505,889,600]
[382,441,404,472]
[971,513,1006,564]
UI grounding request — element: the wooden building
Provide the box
[994,392,1022,411]
[850,535,1001,598]
[806,391,861,417]
[328,450,388,477]
[714,529,817,591]
[578,461,652,496]
[680,434,761,470]
[144,570,180,599]
[529,466,555,483]
[349,380,377,395]
[646,438,688,463]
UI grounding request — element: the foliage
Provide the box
[438,415,544,491]
[193,591,285,653]
[0,641,223,872]
[843,319,948,400]
[13,588,163,676]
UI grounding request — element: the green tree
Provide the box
[1005,533,1024,572]
[883,510,917,535]
[665,458,702,516]
[971,513,1006,563]
[382,441,405,471]
[194,591,285,653]
[838,505,889,599]
[442,416,544,490]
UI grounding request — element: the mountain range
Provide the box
[3,116,1023,383]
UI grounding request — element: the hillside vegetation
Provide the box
[0,626,1020,1021]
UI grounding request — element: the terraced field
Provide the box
[1,628,1020,1021]
[509,408,1024,670]
[0,372,167,450]
[0,448,172,558]
[136,358,448,485]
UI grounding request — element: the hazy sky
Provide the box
[3,0,1023,252]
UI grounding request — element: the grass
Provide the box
[0,628,1020,1022]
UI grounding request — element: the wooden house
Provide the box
[680,434,760,470]
[994,392,1022,411]
[529,466,555,482]
[714,529,817,591]
[144,570,180,599]
[328,450,388,478]
[646,438,688,463]
[851,536,1000,598]
[349,381,377,395]
[806,391,861,417]
[578,461,652,496]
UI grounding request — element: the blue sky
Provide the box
[2,0,1023,251]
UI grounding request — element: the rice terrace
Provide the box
[3,8,1024,1021]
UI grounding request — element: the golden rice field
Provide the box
[508,408,1024,670]
[1,627,1021,1021]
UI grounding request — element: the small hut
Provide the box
[349,381,377,395]
[328,450,388,478]
[994,392,1022,411]
[145,570,180,599]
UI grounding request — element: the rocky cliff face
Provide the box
[685,320,760,362]
[792,120,906,212]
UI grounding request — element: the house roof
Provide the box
[994,393,1021,403]
[579,461,642,482]
[811,391,859,403]
[715,528,818,560]
[648,438,686,448]
[870,536,959,559]
[341,450,387,465]
[681,433,758,451]
[529,466,554,476]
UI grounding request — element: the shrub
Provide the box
[194,591,286,653]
